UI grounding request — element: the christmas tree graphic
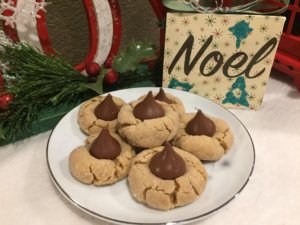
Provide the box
[229,20,253,49]
[222,77,249,107]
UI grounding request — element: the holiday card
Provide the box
[162,13,285,109]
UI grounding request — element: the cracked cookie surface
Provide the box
[78,95,126,135]
[117,101,179,148]
[128,146,207,210]
[173,113,234,161]
[69,132,135,186]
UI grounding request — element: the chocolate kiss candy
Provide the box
[133,91,165,120]
[185,110,216,137]
[149,142,186,180]
[94,94,120,121]
[154,88,174,104]
[89,128,121,160]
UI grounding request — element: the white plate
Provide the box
[47,87,255,225]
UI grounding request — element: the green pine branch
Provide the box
[0,43,97,140]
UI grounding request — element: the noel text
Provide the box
[168,34,277,79]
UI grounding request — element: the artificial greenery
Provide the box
[110,40,162,89]
[0,43,100,140]
[0,40,159,143]
[113,40,155,73]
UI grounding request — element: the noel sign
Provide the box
[162,13,285,109]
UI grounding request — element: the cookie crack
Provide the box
[185,158,207,182]
[143,186,152,201]
[215,128,230,152]
[171,180,179,205]
[118,122,134,128]
[102,175,113,183]
[89,163,113,184]
[163,121,172,135]
[133,152,158,165]
[114,159,125,178]
[152,182,178,206]
[115,159,124,171]
[153,124,165,132]
[194,167,208,182]
[89,163,98,184]
[188,177,200,196]
[87,120,98,133]
[215,132,226,141]
[168,114,178,127]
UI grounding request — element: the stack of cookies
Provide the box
[69,88,234,210]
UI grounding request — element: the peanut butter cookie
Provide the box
[78,94,126,135]
[173,110,234,161]
[69,129,135,186]
[128,143,207,210]
[117,91,179,148]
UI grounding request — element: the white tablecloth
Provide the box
[1,71,300,225]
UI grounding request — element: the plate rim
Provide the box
[46,87,256,225]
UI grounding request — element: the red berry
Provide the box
[104,70,118,85]
[0,93,13,109]
[86,62,101,77]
